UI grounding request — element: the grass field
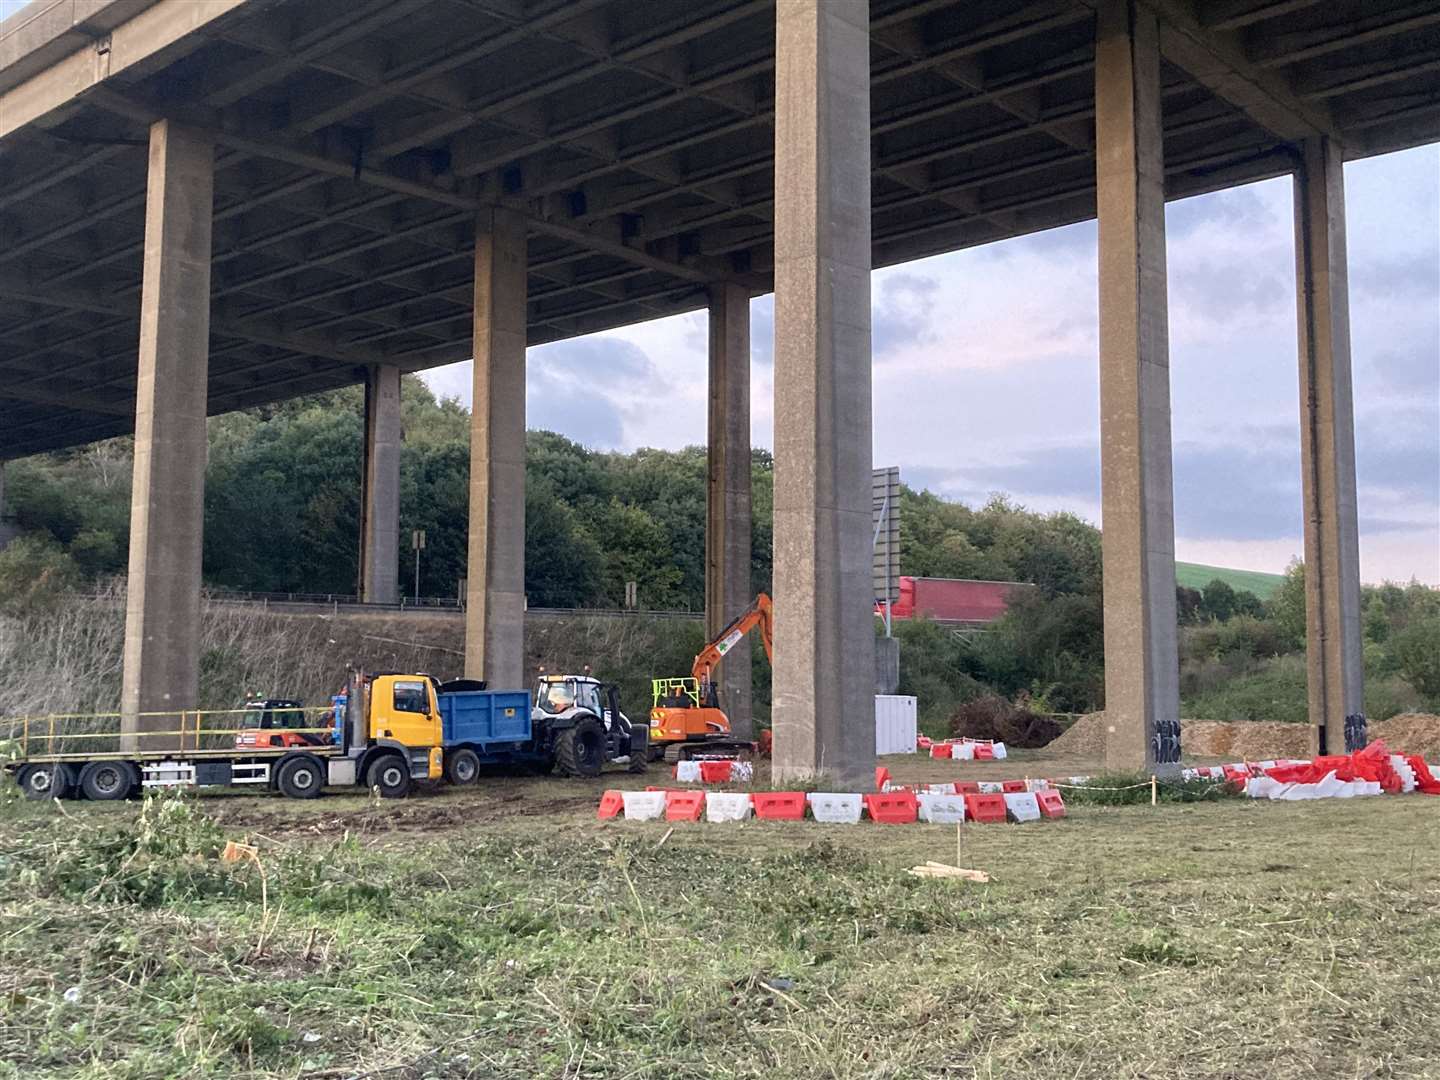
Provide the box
[1175,562,1285,599]
[1,759,1437,1079]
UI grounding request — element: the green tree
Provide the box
[1392,616,1440,701]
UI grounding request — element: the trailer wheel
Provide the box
[18,763,71,800]
[79,761,134,801]
[277,756,325,799]
[366,756,411,798]
[444,748,480,785]
[554,718,605,778]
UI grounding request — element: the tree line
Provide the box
[1,376,1436,723]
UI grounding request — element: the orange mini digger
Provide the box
[648,593,772,762]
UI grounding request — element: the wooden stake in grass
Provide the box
[1151,775,1158,807]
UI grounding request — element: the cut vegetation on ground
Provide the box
[1,768,1437,1080]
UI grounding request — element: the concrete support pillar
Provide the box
[706,282,754,739]
[359,364,401,604]
[465,207,527,687]
[1095,0,1181,772]
[121,120,213,746]
[1294,136,1364,755]
[771,0,875,788]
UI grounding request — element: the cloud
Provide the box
[417,146,1438,583]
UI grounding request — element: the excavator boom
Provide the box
[693,593,773,684]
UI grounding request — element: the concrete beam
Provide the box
[359,363,401,605]
[465,206,527,687]
[121,119,213,748]
[705,282,754,740]
[1140,0,1337,141]
[1095,0,1181,773]
[1294,135,1363,755]
[0,0,251,142]
[770,0,875,788]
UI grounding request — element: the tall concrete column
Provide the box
[1294,136,1364,755]
[465,207,527,687]
[1095,0,1181,773]
[121,120,213,746]
[771,0,875,788]
[706,282,754,739]
[359,363,401,604]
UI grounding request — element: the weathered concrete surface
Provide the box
[1095,0,1181,774]
[465,206,527,689]
[359,364,401,605]
[121,119,212,746]
[1294,135,1364,755]
[771,0,875,789]
[705,281,754,738]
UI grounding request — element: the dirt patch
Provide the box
[1046,711,1440,761]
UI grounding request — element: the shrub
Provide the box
[0,534,81,615]
[948,694,1063,748]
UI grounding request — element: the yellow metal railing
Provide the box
[651,677,700,709]
[0,707,337,761]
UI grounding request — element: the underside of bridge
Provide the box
[1,0,1435,777]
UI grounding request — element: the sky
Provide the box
[424,145,1440,586]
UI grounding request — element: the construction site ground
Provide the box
[2,717,1439,1079]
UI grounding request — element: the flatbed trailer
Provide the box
[0,674,528,801]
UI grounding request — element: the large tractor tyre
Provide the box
[445,748,480,786]
[554,719,606,778]
[277,756,325,800]
[80,760,136,801]
[18,763,72,800]
[626,742,649,775]
[366,756,412,799]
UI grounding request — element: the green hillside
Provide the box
[1176,561,1285,599]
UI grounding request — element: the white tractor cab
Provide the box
[533,672,647,776]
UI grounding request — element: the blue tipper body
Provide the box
[438,689,532,750]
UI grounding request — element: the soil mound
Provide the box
[1044,711,1440,761]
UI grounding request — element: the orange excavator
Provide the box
[648,593,773,763]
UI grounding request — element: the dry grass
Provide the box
[1,768,1437,1079]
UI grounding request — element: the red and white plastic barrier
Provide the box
[597,786,1066,824]
[672,759,754,784]
[922,736,1008,761]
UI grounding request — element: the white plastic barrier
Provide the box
[1390,755,1417,793]
[1003,791,1041,822]
[705,792,754,822]
[807,793,863,824]
[978,781,1003,794]
[875,695,919,755]
[992,742,1008,760]
[1025,778,1050,792]
[917,793,967,823]
[621,791,666,820]
[675,760,702,783]
[1245,772,1382,801]
[729,761,755,782]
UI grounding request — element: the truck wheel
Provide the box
[277,756,325,799]
[627,746,649,775]
[367,756,411,798]
[18,763,73,800]
[555,719,605,778]
[79,761,134,801]
[444,748,480,785]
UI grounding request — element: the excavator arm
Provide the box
[692,593,773,693]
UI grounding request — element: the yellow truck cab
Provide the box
[364,674,445,781]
